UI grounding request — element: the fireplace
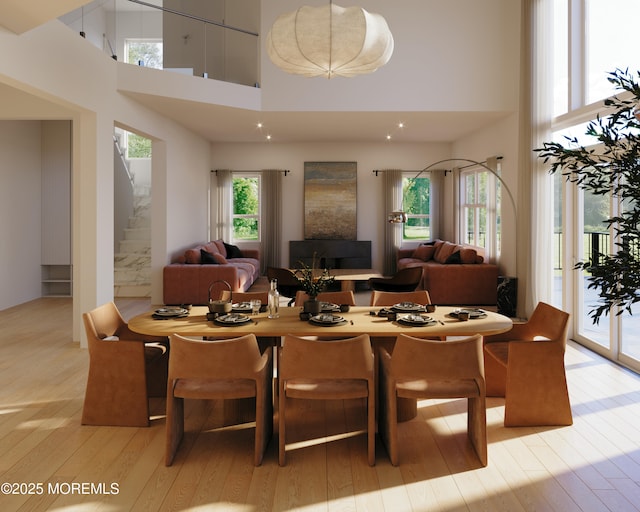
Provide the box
[289,240,372,270]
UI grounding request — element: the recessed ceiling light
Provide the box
[266,134,272,141]
[257,122,263,128]
[398,122,404,128]
[386,134,392,140]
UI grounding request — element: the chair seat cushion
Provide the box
[174,378,256,399]
[484,342,509,366]
[396,378,480,398]
[285,379,369,400]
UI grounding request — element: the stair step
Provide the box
[118,240,150,254]
[114,267,151,283]
[115,253,151,267]
[128,216,150,229]
[123,227,150,240]
[114,283,151,298]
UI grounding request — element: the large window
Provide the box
[459,169,498,257]
[125,39,163,68]
[232,175,260,241]
[401,175,430,241]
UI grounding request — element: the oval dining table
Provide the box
[129,305,513,422]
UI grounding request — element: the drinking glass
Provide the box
[250,299,261,315]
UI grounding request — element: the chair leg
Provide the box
[504,343,573,427]
[484,350,507,397]
[467,396,487,466]
[367,391,376,466]
[254,380,273,466]
[278,384,286,466]
[165,396,184,466]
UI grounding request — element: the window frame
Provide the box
[401,173,431,242]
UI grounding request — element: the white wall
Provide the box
[210,141,454,270]
[0,121,42,309]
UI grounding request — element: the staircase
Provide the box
[114,191,152,298]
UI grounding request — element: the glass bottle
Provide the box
[268,278,280,319]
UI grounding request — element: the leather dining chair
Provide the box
[278,334,375,466]
[379,333,487,466]
[165,333,273,466]
[368,267,423,292]
[293,290,356,307]
[483,301,572,427]
[81,301,169,427]
[370,290,432,307]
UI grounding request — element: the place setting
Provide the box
[212,313,254,326]
[152,306,190,320]
[307,313,347,326]
[448,308,488,321]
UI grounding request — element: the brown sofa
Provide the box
[397,240,498,305]
[163,240,260,305]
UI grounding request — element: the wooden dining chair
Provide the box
[370,290,432,307]
[165,333,273,466]
[293,290,356,307]
[278,334,375,466]
[483,301,572,426]
[368,266,423,292]
[81,301,169,427]
[379,333,487,466]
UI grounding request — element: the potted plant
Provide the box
[294,260,335,314]
[536,68,640,323]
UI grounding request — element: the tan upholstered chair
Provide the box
[368,267,423,292]
[165,333,273,466]
[293,290,356,307]
[370,290,432,307]
[483,301,572,427]
[81,302,169,427]
[379,333,487,466]
[278,334,375,466]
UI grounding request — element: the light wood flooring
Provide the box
[1,297,639,511]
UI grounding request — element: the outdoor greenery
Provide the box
[233,177,259,240]
[536,68,640,322]
[402,176,430,240]
[127,40,162,69]
[127,132,152,158]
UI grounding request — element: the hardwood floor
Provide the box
[1,297,639,511]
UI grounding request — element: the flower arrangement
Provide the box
[294,260,335,298]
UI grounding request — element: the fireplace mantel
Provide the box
[289,240,372,270]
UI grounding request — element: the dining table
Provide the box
[130,304,512,423]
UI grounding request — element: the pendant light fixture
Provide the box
[266,2,394,79]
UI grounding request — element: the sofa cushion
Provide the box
[212,239,227,257]
[412,244,435,261]
[459,247,479,264]
[223,242,243,259]
[445,250,462,264]
[434,241,460,264]
[184,247,203,264]
[200,249,218,264]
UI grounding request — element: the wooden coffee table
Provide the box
[324,268,383,291]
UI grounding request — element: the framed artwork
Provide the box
[304,161,357,239]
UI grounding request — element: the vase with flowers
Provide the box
[294,259,335,315]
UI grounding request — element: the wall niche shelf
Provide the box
[41,265,72,297]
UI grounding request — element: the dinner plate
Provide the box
[449,308,487,319]
[214,313,252,325]
[232,302,252,312]
[309,313,346,326]
[392,302,425,312]
[397,314,436,326]
[320,302,340,312]
[154,307,189,317]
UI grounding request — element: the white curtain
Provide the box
[522,0,554,316]
[429,170,444,241]
[215,169,233,242]
[383,169,403,276]
[261,170,283,273]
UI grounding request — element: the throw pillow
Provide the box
[433,241,460,263]
[213,253,228,264]
[223,242,243,259]
[412,244,436,261]
[184,248,202,264]
[445,250,462,264]
[200,249,218,264]
[459,248,478,264]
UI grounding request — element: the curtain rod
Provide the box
[371,169,449,176]
[212,169,290,175]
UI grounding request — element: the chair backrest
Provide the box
[84,301,126,339]
[267,267,304,298]
[370,290,432,306]
[219,290,269,304]
[294,290,356,307]
[525,302,570,349]
[388,333,484,382]
[280,334,373,381]
[168,333,263,382]
[392,266,424,284]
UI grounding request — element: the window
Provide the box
[401,175,430,241]
[459,169,498,257]
[232,175,260,241]
[125,39,163,69]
